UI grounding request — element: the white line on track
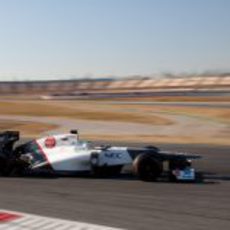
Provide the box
[0,210,124,230]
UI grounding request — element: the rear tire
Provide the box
[133,154,163,181]
[0,158,6,176]
[0,158,27,177]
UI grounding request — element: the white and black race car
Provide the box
[0,130,200,181]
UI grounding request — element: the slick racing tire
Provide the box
[0,158,6,176]
[133,153,163,181]
[0,158,26,177]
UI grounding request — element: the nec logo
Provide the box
[104,152,122,159]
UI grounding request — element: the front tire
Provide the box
[133,154,163,181]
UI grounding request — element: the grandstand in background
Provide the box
[0,75,230,98]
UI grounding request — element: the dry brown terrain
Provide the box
[0,99,229,145]
[94,96,230,102]
[122,104,230,124]
[0,100,172,125]
[0,120,57,136]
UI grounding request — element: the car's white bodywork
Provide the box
[34,133,133,173]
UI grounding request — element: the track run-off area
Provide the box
[0,99,229,144]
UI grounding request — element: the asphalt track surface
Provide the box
[0,143,230,230]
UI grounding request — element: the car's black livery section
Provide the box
[127,146,200,161]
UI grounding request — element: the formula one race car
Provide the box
[0,130,201,181]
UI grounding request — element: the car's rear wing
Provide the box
[0,131,20,158]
